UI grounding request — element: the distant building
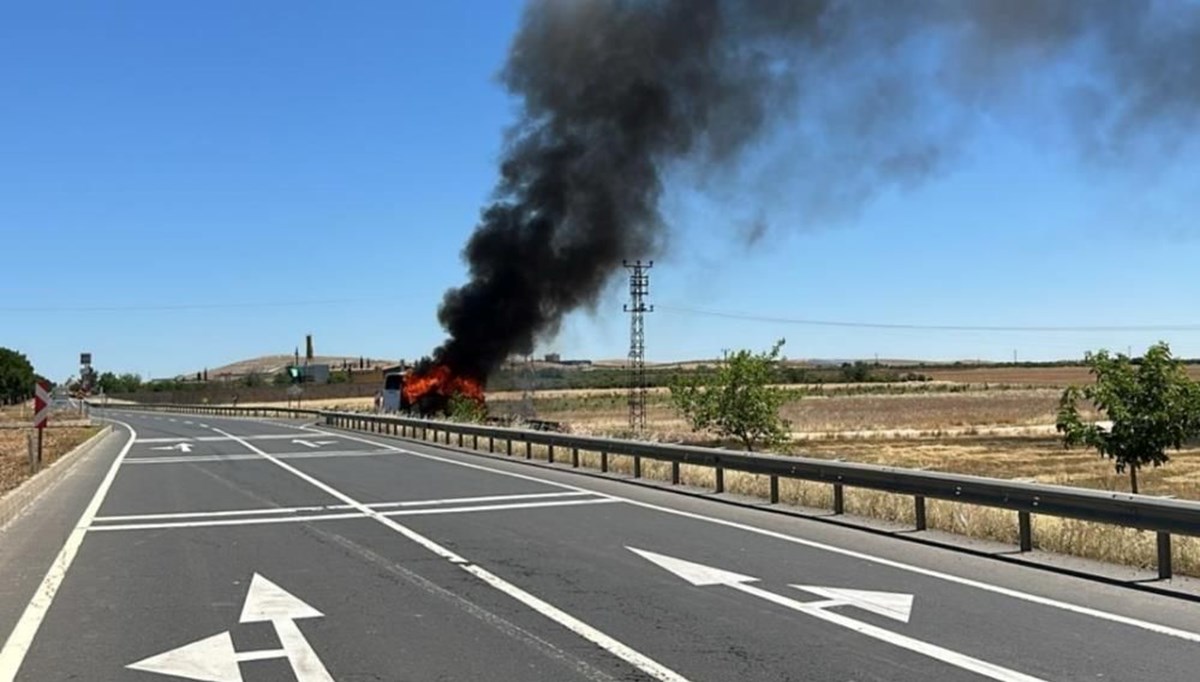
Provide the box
[544,353,562,363]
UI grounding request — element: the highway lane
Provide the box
[0,409,1198,680]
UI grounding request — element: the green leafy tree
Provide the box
[96,371,118,394]
[0,347,37,405]
[670,340,792,451]
[116,373,142,393]
[1056,342,1200,494]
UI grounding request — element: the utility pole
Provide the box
[624,260,653,432]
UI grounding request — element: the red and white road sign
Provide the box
[33,381,51,430]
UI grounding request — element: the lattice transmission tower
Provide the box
[623,260,653,431]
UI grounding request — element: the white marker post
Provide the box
[628,548,1046,682]
[128,573,332,682]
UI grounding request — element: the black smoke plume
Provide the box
[431,0,1200,382]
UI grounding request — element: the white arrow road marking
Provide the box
[150,443,193,453]
[792,585,913,623]
[127,574,332,682]
[240,573,324,622]
[128,632,243,682]
[628,548,1046,682]
[240,574,332,681]
[291,439,337,449]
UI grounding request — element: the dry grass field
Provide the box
[0,403,98,497]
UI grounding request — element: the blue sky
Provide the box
[3,1,1197,382]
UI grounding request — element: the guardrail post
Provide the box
[489,436,495,453]
[525,441,532,460]
[672,462,680,485]
[506,439,513,457]
[769,475,779,503]
[600,451,608,473]
[633,456,641,478]
[1158,532,1173,580]
[714,466,724,493]
[1018,511,1033,552]
[457,432,463,447]
[915,496,927,531]
[571,447,579,468]
[547,444,555,463]
[832,483,844,514]
[473,434,478,450]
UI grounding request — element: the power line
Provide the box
[0,298,380,313]
[657,305,1200,333]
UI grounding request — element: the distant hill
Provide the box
[195,355,398,379]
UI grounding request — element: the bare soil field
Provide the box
[0,404,98,497]
[921,364,1200,386]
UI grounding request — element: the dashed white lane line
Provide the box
[0,420,137,680]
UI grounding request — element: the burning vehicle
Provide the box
[380,363,484,417]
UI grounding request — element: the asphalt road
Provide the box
[2,410,1200,681]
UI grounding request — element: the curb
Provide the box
[0,425,115,532]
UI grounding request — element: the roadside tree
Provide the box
[0,347,36,405]
[1056,342,1200,493]
[670,340,791,451]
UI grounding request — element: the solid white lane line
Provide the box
[88,498,617,532]
[135,434,328,444]
[88,512,367,532]
[371,490,589,509]
[209,427,688,682]
[122,449,399,464]
[306,425,1200,645]
[0,420,136,681]
[94,505,333,523]
[92,492,595,524]
[382,498,616,517]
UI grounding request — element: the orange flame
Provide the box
[403,364,484,406]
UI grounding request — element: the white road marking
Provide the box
[167,418,176,423]
[127,631,241,682]
[87,498,617,532]
[91,491,593,524]
[0,420,137,681]
[150,443,193,453]
[291,439,337,449]
[631,548,1042,682]
[209,426,689,682]
[239,574,333,682]
[198,423,209,429]
[136,434,320,444]
[384,497,617,517]
[183,421,194,425]
[96,505,334,523]
[123,449,398,464]
[130,574,332,682]
[372,490,590,509]
[304,424,1200,645]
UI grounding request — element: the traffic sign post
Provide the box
[32,381,50,473]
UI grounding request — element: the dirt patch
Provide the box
[0,426,100,497]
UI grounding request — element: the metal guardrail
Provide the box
[98,402,1199,580]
